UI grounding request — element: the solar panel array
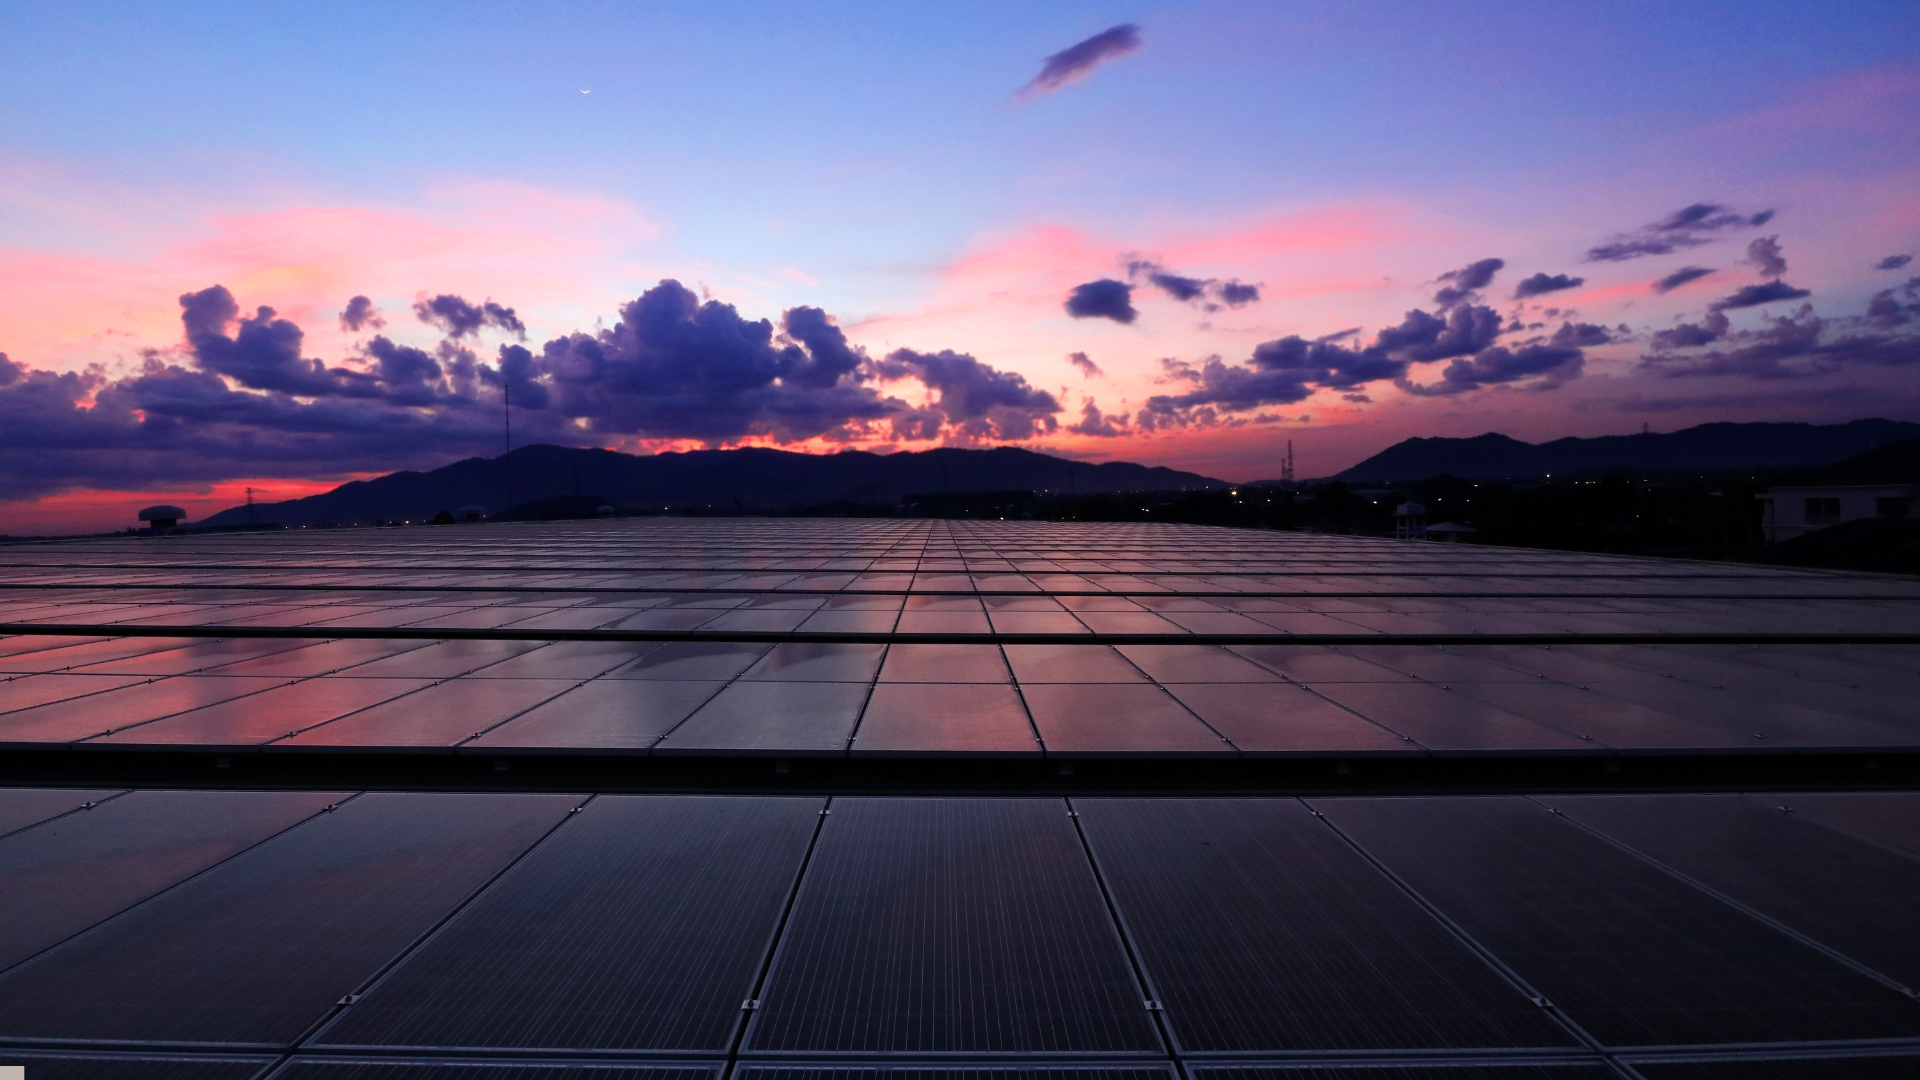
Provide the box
[2,519,1917,1078]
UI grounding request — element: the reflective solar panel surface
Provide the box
[3,518,1918,1077]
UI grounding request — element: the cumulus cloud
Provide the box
[0,280,1067,500]
[1066,398,1128,437]
[1650,312,1731,351]
[1018,24,1142,99]
[339,296,385,332]
[1585,203,1775,262]
[1067,351,1104,377]
[1139,278,1581,422]
[876,348,1061,440]
[1878,254,1913,271]
[1064,279,1138,324]
[1745,236,1788,279]
[1709,280,1813,311]
[1125,259,1261,311]
[1399,344,1584,396]
[1432,258,1504,307]
[1653,266,1716,294]
[1638,286,1920,380]
[413,294,527,339]
[1513,272,1584,299]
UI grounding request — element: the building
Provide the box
[135,503,186,530]
[1759,483,1919,543]
[1393,500,1425,539]
[2,519,1919,1077]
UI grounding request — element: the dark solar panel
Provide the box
[0,1052,275,1079]
[1771,793,1920,859]
[1190,1060,1612,1068]
[746,797,1163,1055]
[1021,683,1232,755]
[736,1069,1174,1080]
[655,681,870,755]
[1313,796,1920,1048]
[853,682,1040,756]
[0,792,576,1046]
[469,679,724,750]
[1304,684,1590,752]
[0,789,342,970]
[275,1063,720,1080]
[310,795,820,1052]
[1162,683,1415,754]
[1633,1055,1920,1079]
[1077,798,1578,1053]
[0,787,123,837]
[1544,794,1920,988]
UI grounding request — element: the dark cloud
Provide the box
[1710,280,1813,311]
[1216,281,1260,307]
[1585,203,1775,262]
[1650,312,1730,351]
[0,280,1069,500]
[1066,398,1127,437]
[1653,266,1716,294]
[1399,345,1584,396]
[1019,24,1141,98]
[1513,272,1584,299]
[1878,254,1914,271]
[1865,275,1920,329]
[1432,258,1504,306]
[412,294,527,339]
[1066,351,1104,377]
[180,286,381,399]
[877,348,1061,440]
[1637,291,1920,380]
[1745,236,1787,279]
[1142,292,1567,420]
[1125,259,1262,310]
[1549,322,1615,347]
[1065,279,1138,324]
[339,296,385,333]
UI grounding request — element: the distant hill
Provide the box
[1799,438,1920,485]
[1335,419,1920,482]
[202,445,1226,527]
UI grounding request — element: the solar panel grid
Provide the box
[1311,796,1920,1048]
[311,795,820,1053]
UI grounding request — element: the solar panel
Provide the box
[0,789,342,970]
[90,678,434,746]
[736,1069,1174,1080]
[1632,1055,1920,1079]
[0,676,288,744]
[745,797,1163,1055]
[0,792,576,1046]
[853,682,1040,756]
[1020,683,1233,755]
[276,678,577,748]
[311,795,820,1052]
[1080,797,1579,1054]
[1312,796,1920,1048]
[655,682,870,755]
[469,679,724,750]
[1162,683,1416,754]
[1188,1067,1614,1080]
[1304,684,1591,752]
[0,1051,275,1079]
[1544,794,1920,988]
[1775,792,1920,859]
[0,787,124,837]
[274,1063,721,1080]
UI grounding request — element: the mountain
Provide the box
[1334,419,1920,482]
[201,445,1226,527]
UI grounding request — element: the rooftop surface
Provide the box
[2,520,1918,1078]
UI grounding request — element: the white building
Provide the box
[1758,484,1918,544]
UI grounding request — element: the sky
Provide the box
[2,0,1918,533]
